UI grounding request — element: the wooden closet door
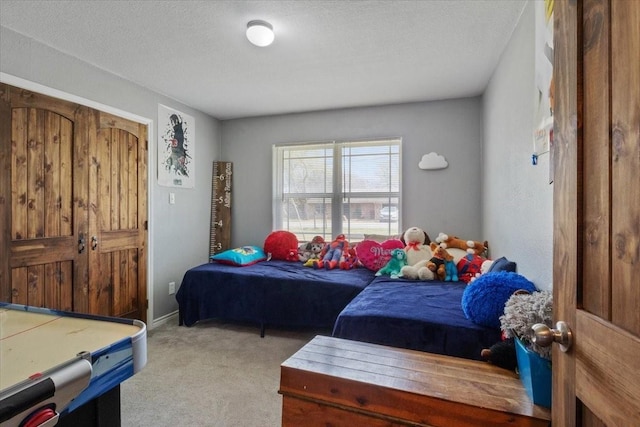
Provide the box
[88,111,147,322]
[0,84,147,323]
[0,85,89,312]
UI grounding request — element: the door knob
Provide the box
[532,321,573,352]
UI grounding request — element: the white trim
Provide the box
[0,73,150,124]
[0,72,155,324]
[150,311,178,330]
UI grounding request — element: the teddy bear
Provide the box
[427,242,458,281]
[375,248,407,279]
[435,232,488,257]
[398,227,434,280]
[299,235,326,264]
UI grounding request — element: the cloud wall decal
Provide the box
[418,152,448,170]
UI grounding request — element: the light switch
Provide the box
[169,193,175,204]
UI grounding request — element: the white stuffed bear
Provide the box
[399,226,435,280]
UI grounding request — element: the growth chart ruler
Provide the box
[210,161,232,256]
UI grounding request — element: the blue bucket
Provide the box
[515,338,552,408]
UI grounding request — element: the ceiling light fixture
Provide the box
[246,20,275,47]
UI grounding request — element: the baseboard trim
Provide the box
[150,311,179,330]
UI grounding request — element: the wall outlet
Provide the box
[168,281,176,295]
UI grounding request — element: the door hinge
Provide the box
[144,220,148,231]
[145,299,149,309]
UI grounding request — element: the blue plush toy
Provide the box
[444,259,458,281]
[461,271,537,329]
[375,248,407,279]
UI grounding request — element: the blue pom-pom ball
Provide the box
[461,271,537,329]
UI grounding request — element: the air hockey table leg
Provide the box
[55,385,121,427]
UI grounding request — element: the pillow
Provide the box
[211,246,267,266]
[461,271,536,329]
[489,256,517,272]
[363,234,400,243]
[356,239,405,271]
[263,230,299,261]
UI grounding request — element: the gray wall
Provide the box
[482,1,553,290]
[0,26,222,323]
[221,98,484,247]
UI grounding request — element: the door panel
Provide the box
[554,1,640,425]
[10,261,74,312]
[5,97,82,311]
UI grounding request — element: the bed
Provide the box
[331,276,502,360]
[176,260,376,336]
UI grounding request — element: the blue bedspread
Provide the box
[332,277,502,360]
[176,260,376,331]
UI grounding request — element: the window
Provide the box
[273,138,401,243]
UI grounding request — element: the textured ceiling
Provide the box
[0,0,526,120]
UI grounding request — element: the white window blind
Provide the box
[273,138,401,243]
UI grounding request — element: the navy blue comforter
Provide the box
[332,276,501,360]
[176,260,376,330]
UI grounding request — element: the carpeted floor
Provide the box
[120,317,321,426]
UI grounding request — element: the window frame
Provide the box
[272,137,402,242]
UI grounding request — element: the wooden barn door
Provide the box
[88,111,148,321]
[0,86,87,313]
[553,1,640,425]
[0,83,147,323]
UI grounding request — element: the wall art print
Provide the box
[158,104,195,188]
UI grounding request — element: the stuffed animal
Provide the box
[500,290,553,360]
[480,337,517,371]
[398,227,434,280]
[461,271,537,329]
[298,236,326,263]
[312,234,349,270]
[481,290,553,370]
[427,243,457,281]
[469,259,494,283]
[263,230,299,261]
[339,245,359,270]
[444,257,458,281]
[457,253,487,283]
[375,248,407,279]
[435,232,488,257]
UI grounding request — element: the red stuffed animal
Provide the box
[339,246,358,270]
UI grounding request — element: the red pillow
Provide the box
[264,230,299,261]
[356,239,405,271]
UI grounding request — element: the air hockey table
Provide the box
[0,303,146,427]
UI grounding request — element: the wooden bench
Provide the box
[279,335,551,427]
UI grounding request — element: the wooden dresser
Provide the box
[279,336,551,427]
